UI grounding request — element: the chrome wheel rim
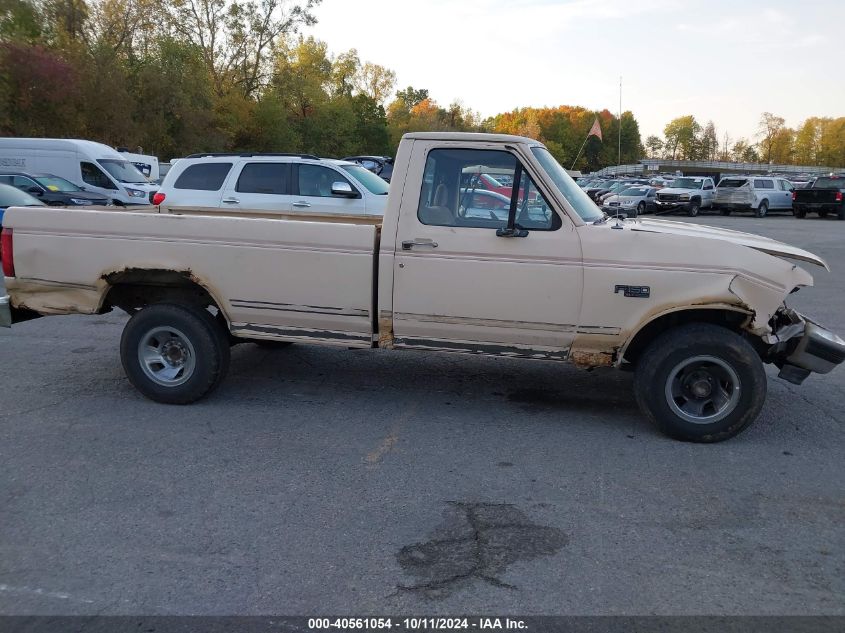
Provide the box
[664,355,741,425]
[137,326,196,387]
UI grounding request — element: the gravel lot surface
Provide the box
[1,213,843,615]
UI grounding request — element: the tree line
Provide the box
[645,113,845,167]
[0,0,642,171]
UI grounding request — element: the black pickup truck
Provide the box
[793,175,845,220]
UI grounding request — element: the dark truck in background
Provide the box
[793,175,845,220]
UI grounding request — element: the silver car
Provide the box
[602,186,658,217]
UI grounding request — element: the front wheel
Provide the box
[756,201,768,218]
[633,324,766,442]
[687,201,700,217]
[120,303,230,404]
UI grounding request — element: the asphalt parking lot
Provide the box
[1,212,843,616]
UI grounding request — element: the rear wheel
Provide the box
[120,303,230,404]
[793,207,806,218]
[720,208,732,216]
[819,210,828,218]
[633,323,766,442]
[838,208,845,221]
[756,200,768,218]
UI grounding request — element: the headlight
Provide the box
[680,194,690,200]
[126,188,146,198]
[69,198,90,205]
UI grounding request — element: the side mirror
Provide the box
[331,181,356,197]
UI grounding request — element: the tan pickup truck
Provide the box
[2,132,844,442]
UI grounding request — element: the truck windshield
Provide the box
[718,179,748,188]
[339,164,389,195]
[813,177,843,188]
[98,159,148,184]
[671,178,703,189]
[530,147,603,222]
[34,175,83,192]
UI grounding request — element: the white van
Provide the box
[116,148,160,182]
[0,138,159,205]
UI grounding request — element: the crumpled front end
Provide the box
[765,308,845,384]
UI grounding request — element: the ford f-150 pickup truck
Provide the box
[2,132,844,442]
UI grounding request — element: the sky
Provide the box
[304,0,845,143]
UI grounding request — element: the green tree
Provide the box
[757,112,786,163]
[663,115,700,160]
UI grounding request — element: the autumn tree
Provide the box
[757,112,786,163]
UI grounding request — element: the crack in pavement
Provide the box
[394,502,567,599]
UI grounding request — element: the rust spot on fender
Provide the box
[378,317,395,349]
[570,349,614,369]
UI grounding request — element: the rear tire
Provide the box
[818,211,829,218]
[633,323,766,442]
[838,208,845,221]
[756,201,768,218]
[793,207,806,218]
[120,303,230,404]
[720,208,732,216]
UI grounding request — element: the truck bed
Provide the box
[3,205,381,347]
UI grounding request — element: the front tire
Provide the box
[687,201,700,217]
[633,323,766,442]
[120,303,230,404]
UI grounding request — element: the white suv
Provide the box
[714,176,794,218]
[153,153,389,215]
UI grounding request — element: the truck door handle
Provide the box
[293,201,311,208]
[402,239,438,250]
[222,197,240,204]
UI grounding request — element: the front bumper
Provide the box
[654,200,691,212]
[768,310,845,384]
[0,295,10,328]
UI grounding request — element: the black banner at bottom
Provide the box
[0,616,842,633]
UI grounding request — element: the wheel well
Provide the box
[101,269,221,316]
[622,309,749,365]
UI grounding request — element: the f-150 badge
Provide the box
[615,285,651,298]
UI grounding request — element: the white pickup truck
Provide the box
[2,132,843,442]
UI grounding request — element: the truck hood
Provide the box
[630,218,828,269]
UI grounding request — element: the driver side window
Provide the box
[81,162,116,190]
[418,148,560,231]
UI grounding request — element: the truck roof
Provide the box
[403,131,545,145]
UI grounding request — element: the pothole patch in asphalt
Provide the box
[395,502,567,599]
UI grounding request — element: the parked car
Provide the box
[792,175,845,220]
[3,131,844,443]
[714,176,794,217]
[153,153,389,215]
[0,172,109,206]
[341,155,394,182]
[602,186,658,217]
[654,177,716,216]
[597,180,648,204]
[0,138,157,205]
[0,183,45,223]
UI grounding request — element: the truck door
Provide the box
[391,144,583,359]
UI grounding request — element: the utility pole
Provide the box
[618,76,622,168]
